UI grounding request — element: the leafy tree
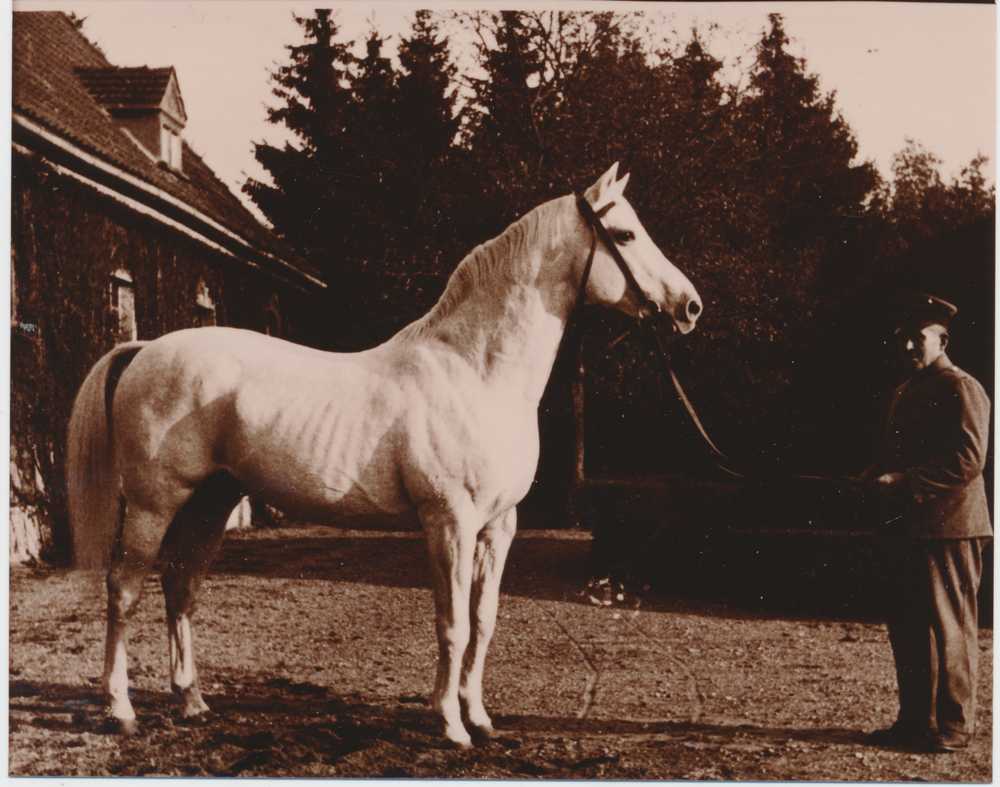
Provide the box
[886,143,994,254]
[652,14,881,468]
[544,13,882,472]
[877,144,994,380]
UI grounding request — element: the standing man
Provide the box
[859,293,992,753]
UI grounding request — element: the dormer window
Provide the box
[76,65,187,174]
[160,121,183,171]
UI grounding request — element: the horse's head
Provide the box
[579,163,701,334]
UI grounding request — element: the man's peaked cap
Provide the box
[890,292,957,330]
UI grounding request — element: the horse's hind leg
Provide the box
[103,504,175,734]
[460,508,517,740]
[159,471,246,720]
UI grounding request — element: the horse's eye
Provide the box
[613,230,635,245]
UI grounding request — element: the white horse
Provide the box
[66,163,701,747]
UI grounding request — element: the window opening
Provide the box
[111,268,137,343]
[195,279,216,328]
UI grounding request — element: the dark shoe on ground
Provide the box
[927,730,971,753]
[866,723,933,747]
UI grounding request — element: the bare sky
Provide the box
[10,1,998,213]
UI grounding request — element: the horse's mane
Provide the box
[399,196,569,341]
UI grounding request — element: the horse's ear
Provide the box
[584,162,626,206]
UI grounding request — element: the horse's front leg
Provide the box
[422,504,479,748]
[460,507,517,740]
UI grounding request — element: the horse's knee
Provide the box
[106,571,144,617]
[439,618,473,654]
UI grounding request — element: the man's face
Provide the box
[896,323,947,371]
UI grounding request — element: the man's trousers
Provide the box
[881,537,988,735]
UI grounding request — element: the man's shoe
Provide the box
[866,723,933,746]
[928,730,971,753]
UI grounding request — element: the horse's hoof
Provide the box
[440,725,474,750]
[469,725,520,747]
[468,723,500,742]
[177,710,217,727]
[441,737,474,751]
[103,717,139,736]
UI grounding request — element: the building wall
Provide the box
[10,148,315,563]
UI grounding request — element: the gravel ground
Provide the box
[8,525,993,780]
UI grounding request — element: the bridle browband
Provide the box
[574,195,840,489]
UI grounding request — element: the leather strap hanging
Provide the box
[575,195,843,489]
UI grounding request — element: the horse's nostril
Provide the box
[688,300,702,318]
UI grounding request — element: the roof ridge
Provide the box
[75,65,175,75]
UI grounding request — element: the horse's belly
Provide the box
[231,449,418,530]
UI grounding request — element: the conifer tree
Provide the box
[394,11,462,262]
[243,10,356,261]
[245,11,462,336]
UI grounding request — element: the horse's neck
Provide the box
[434,284,570,402]
[410,198,579,404]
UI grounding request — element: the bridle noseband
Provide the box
[575,196,664,325]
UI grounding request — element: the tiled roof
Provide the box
[12,12,318,285]
[76,66,177,112]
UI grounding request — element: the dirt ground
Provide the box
[8,525,993,780]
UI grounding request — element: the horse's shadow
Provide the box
[11,676,879,753]
[10,679,171,735]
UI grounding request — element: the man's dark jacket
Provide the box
[869,356,992,539]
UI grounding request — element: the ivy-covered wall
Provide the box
[10,149,316,563]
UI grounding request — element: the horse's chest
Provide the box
[410,397,539,506]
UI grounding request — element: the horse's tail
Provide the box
[66,341,147,572]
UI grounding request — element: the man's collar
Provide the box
[914,353,953,378]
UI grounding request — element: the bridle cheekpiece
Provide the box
[575,196,664,326]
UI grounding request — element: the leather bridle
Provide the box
[575,195,841,488]
[575,196,663,323]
